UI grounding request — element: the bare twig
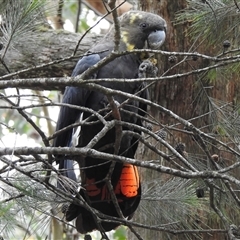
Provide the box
[1,146,240,185]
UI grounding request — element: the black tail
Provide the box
[57,159,78,193]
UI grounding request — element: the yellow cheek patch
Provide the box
[121,31,135,50]
[126,43,135,51]
[129,13,143,24]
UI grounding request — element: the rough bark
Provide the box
[0,30,102,79]
[129,1,232,240]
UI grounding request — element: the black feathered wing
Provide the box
[53,54,101,180]
[54,51,144,233]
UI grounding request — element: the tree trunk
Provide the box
[129,1,238,239]
[0,30,102,78]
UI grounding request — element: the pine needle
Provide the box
[0,0,47,59]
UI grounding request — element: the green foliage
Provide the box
[0,165,55,239]
[176,0,240,98]
[113,226,127,240]
[0,201,14,218]
[62,0,90,32]
[0,0,47,57]
[209,97,240,140]
[176,0,240,48]
[78,18,90,33]
[139,178,207,239]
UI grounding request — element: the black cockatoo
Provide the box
[53,10,166,233]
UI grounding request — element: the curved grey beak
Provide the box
[147,29,166,49]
